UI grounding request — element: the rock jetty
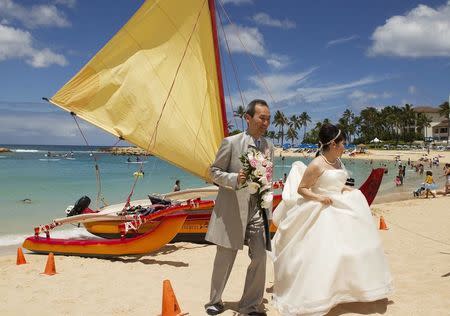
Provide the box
[99,146,151,156]
[0,147,11,153]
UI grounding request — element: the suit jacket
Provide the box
[205,131,274,250]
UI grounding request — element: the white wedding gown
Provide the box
[271,161,393,316]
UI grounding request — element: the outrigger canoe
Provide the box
[22,168,384,256]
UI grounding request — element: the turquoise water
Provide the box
[0,144,430,251]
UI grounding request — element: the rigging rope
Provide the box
[217,0,277,106]
[70,112,109,209]
[217,6,247,111]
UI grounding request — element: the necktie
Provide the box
[256,140,260,149]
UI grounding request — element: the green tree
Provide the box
[299,111,311,142]
[233,105,246,131]
[415,113,431,140]
[273,110,289,147]
[286,126,299,146]
[438,100,450,144]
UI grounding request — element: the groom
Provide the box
[204,99,273,316]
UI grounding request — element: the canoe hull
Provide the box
[22,213,188,257]
[83,195,282,241]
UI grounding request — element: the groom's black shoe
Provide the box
[205,303,224,315]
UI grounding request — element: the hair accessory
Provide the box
[318,129,341,151]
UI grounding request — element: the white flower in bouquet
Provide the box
[260,175,268,186]
[261,192,273,209]
[255,151,264,162]
[247,181,260,194]
[254,166,265,178]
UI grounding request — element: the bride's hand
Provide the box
[318,195,332,205]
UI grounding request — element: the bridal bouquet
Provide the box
[239,148,273,210]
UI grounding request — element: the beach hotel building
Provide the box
[413,106,449,142]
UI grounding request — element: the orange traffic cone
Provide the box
[379,216,388,230]
[162,280,183,316]
[16,247,27,265]
[41,253,57,275]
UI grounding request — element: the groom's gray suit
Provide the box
[205,131,274,314]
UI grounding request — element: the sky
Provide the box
[0,0,449,145]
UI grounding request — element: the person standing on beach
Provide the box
[205,99,273,316]
[173,179,181,192]
[271,123,392,315]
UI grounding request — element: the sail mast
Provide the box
[208,0,229,137]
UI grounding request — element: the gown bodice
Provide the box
[311,169,348,194]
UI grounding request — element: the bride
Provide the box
[271,124,393,316]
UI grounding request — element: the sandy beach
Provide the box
[1,194,449,315]
[275,148,450,165]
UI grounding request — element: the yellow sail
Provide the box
[51,0,226,181]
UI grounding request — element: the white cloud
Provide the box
[0,24,67,67]
[222,24,265,56]
[0,112,115,145]
[249,68,317,100]
[0,114,88,138]
[294,77,384,104]
[368,2,450,57]
[326,35,358,47]
[0,0,70,28]
[408,85,417,94]
[221,24,292,68]
[251,12,296,29]
[221,0,253,5]
[347,90,392,110]
[266,53,290,69]
[227,67,386,115]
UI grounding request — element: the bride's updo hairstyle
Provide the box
[315,123,347,157]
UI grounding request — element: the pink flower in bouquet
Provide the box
[250,159,258,168]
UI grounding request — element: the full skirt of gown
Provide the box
[271,163,393,316]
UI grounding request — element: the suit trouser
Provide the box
[206,212,267,313]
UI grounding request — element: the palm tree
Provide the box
[401,104,415,142]
[288,115,301,146]
[286,126,298,146]
[338,109,354,142]
[415,113,431,140]
[299,111,311,142]
[438,100,450,144]
[266,130,276,143]
[273,110,289,147]
[227,121,234,132]
[233,105,246,130]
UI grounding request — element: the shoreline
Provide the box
[275,148,450,164]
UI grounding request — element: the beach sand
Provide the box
[1,196,449,315]
[275,148,450,164]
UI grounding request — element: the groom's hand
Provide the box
[238,169,246,185]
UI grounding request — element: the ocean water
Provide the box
[0,144,430,252]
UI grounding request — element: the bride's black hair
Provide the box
[315,124,347,157]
